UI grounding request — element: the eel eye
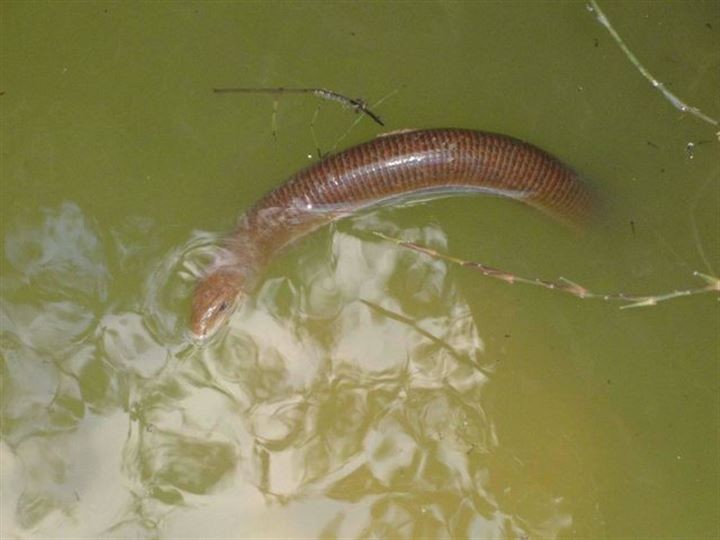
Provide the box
[218,301,228,312]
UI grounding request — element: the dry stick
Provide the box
[318,87,399,157]
[587,0,719,129]
[360,299,492,376]
[329,87,400,153]
[373,232,720,309]
[212,87,385,127]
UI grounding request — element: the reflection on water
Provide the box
[0,201,596,538]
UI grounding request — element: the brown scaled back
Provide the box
[191,128,595,339]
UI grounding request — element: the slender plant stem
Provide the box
[373,231,720,309]
[213,87,385,126]
[587,0,718,128]
[329,87,400,153]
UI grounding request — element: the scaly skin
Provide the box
[190,128,593,339]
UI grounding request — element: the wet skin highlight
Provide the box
[190,128,593,339]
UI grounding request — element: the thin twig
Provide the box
[689,173,717,276]
[360,299,491,376]
[329,87,400,153]
[271,98,279,141]
[213,87,385,126]
[587,0,718,127]
[309,103,324,159]
[373,231,720,309]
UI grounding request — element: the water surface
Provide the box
[1,1,718,538]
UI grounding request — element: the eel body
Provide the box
[190,128,592,338]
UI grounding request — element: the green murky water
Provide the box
[1,1,718,538]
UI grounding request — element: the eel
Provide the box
[190,128,593,339]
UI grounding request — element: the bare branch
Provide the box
[212,86,385,127]
[374,231,720,309]
[329,87,400,153]
[587,0,718,128]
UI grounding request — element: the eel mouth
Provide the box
[189,268,244,340]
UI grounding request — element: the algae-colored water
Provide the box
[1,1,718,538]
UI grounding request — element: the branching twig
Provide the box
[373,232,720,309]
[212,87,385,126]
[587,0,719,128]
[329,87,400,153]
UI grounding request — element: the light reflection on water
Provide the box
[0,201,589,538]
